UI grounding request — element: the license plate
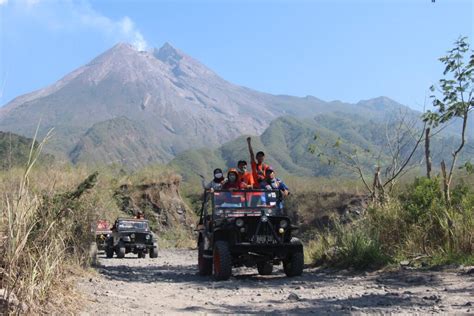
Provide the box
[255,235,274,243]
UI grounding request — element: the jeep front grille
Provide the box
[237,217,282,244]
[131,233,149,243]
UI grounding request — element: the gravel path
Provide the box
[78,249,474,314]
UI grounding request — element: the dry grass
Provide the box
[0,134,100,314]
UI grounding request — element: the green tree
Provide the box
[424,36,474,204]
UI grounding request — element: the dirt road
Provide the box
[78,249,473,314]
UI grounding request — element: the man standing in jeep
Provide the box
[247,137,270,187]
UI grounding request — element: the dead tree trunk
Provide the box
[441,160,450,204]
[372,166,385,204]
[425,127,432,179]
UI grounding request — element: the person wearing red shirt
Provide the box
[222,168,246,190]
[247,137,270,187]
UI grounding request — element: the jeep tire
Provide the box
[150,243,158,258]
[198,242,212,276]
[105,241,114,258]
[257,261,273,275]
[138,251,146,259]
[116,242,126,259]
[283,238,304,277]
[213,241,232,281]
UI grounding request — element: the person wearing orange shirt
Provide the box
[237,160,254,189]
[246,137,270,187]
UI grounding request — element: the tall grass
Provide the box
[0,135,99,313]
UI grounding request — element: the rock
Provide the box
[288,292,301,301]
[400,260,410,266]
[465,302,472,307]
[423,295,440,301]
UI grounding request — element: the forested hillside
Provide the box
[0,131,53,169]
[170,113,473,182]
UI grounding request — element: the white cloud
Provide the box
[9,0,148,51]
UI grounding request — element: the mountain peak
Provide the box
[154,42,184,65]
[88,42,142,66]
[109,42,139,53]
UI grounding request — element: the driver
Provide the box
[135,210,145,219]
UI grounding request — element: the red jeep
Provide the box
[94,220,112,251]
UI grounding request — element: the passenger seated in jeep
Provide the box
[202,168,225,191]
[260,168,290,197]
[236,160,254,189]
[222,168,246,190]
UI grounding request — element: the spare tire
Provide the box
[257,261,273,275]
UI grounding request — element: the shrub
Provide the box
[399,177,444,225]
[308,176,473,269]
[308,221,390,270]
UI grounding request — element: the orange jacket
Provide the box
[238,170,255,187]
[251,161,269,187]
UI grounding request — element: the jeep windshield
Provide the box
[117,220,149,231]
[213,190,282,216]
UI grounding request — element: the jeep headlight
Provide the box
[145,234,151,240]
[130,233,135,239]
[235,218,244,227]
[215,209,224,217]
[122,236,131,242]
[279,220,288,229]
[261,215,268,223]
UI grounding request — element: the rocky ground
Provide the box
[78,249,473,315]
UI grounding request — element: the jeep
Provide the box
[196,190,304,280]
[105,218,158,259]
[94,220,112,251]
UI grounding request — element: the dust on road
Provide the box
[78,249,473,314]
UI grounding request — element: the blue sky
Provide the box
[0,0,473,110]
